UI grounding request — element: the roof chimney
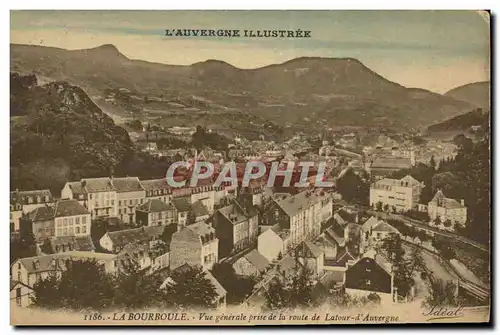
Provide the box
[460,199,465,206]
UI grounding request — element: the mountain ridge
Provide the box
[10,43,475,129]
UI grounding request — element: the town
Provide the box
[10,124,490,312]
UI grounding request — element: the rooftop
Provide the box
[138,199,175,213]
[54,199,90,217]
[112,177,144,193]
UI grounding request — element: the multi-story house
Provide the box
[19,206,55,243]
[136,199,177,226]
[370,175,424,212]
[53,199,91,237]
[427,189,467,227]
[61,178,117,219]
[140,178,172,205]
[232,249,269,277]
[257,224,291,262]
[188,178,216,214]
[213,200,259,258]
[10,189,54,231]
[265,189,329,249]
[171,197,192,231]
[114,177,146,224]
[19,199,90,242]
[366,157,413,180]
[169,221,218,270]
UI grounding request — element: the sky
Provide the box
[10,10,490,93]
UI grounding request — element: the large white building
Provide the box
[370,175,424,213]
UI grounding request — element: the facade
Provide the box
[53,200,91,237]
[169,221,218,270]
[171,197,192,230]
[257,225,291,262]
[10,189,54,231]
[114,177,146,224]
[136,199,177,226]
[99,226,165,253]
[295,241,325,278]
[265,189,331,249]
[19,206,55,242]
[344,256,394,305]
[370,175,424,212]
[61,178,117,219]
[213,201,259,258]
[140,178,172,205]
[10,280,34,308]
[428,190,467,226]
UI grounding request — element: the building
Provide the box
[427,190,467,227]
[44,235,95,254]
[265,189,331,249]
[99,226,165,253]
[169,221,218,270]
[213,201,259,258]
[370,221,401,242]
[136,199,177,227]
[19,206,55,243]
[344,255,394,304]
[53,199,91,237]
[11,252,118,289]
[171,197,192,230]
[19,199,91,242]
[140,178,172,205]
[117,242,170,273]
[61,178,117,219]
[370,175,424,212]
[294,241,325,278]
[10,189,54,231]
[257,224,291,262]
[11,280,34,308]
[192,200,210,222]
[189,179,216,214]
[114,177,146,224]
[232,249,270,277]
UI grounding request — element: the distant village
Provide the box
[10,124,486,311]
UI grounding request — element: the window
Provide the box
[82,226,87,234]
[28,197,32,204]
[69,228,74,235]
[17,271,21,282]
[16,288,21,306]
[75,217,80,225]
[82,216,87,224]
[118,200,122,207]
[63,228,68,235]
[63,219,68,226]
[17,263,21,270]
[111,200,114,206]
[69,218,73,225]
[75,227,80,234]
[89,194,92,200]
[57,228,62,236]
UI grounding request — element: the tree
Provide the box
[212,263,256,304]
[10,231,36,264]
[434,216,441,226]
[376,201,383,212]
[335,168,369,205]
[32,259,115,311]
[112,259,163,310]
[429,155,436,170]
[443,219,452,228]
[166,265,219,309]
[31,274,61,309]
[383,204,390,212]
[264,265,318,311]
[423,279,458,308]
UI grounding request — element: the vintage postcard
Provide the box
[9,10,491,325]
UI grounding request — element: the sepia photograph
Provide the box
[8,10,491,325]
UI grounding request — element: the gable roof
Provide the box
[138,199,175,213]
[430,190,466,209]
[81,177,115,193]
[140,178,172,192]
[241,249,269,272]
[325,247,356,267]
[325,223,345,246]
[171,197,191,212]
[270,224,291,241]
[217,201,252,225]
[54,199,90,217]
[186,221,215,238]
[361,216,382,233]
[23,205,54,222]
[274,189,327,217]
[372,221,400,234]
[107,226,165,248]
[11,189,53,205]
[48,235,95,253]
[112,177,144,193]
[302,241,324,258]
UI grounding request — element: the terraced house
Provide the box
[114,177,146,224]
[61,177,117,219]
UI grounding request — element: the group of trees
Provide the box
[211,263,257,305]
[336,168,370,205]
[380,233,425,299]
[31,259,220,311]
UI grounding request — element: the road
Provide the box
[366,210,488,253]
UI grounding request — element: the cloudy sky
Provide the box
[10,10,490,93]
